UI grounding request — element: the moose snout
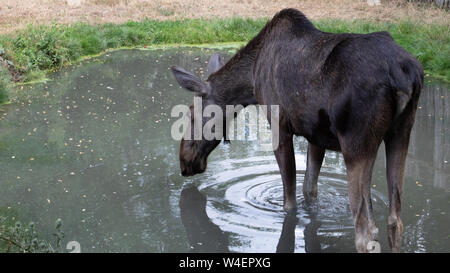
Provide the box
[180,160,190,176]
[180,161,188,176]
[180,158,206,176]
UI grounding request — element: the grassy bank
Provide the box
[0,66,10,104]
[0,17,448,103]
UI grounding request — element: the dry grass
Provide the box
[0,0,448,34]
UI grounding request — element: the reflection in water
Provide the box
[180,186,323,253]
[408,84,450,190]
[0,48,448,252]
[303,208,322,253]
[397,84,450,252]
[179,186,228,252]
[275,211,298,253]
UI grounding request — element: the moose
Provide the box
[171,9,423,252]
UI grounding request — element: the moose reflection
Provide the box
[179,186,229,252]
[179,186,324,253]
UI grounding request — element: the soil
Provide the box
[0,0,448,34]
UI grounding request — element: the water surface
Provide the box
[0,48,448,252]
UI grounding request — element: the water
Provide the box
[0,48,448,253]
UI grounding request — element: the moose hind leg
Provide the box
[384,127,412,252]
[338,132,381,253]
[303,142,325,202]
[345,154,380,253]
[274,130,297,211]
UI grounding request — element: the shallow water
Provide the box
[0,48,448,253]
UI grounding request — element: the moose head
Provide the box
[171,53,226,176]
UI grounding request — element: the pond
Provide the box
[0,48,448,253]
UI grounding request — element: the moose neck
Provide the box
[208,47,259,107]
[207,9,320,108]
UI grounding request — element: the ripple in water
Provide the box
[199,154,388,252]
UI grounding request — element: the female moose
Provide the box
[171,9,423,252]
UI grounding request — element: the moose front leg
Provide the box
[303,142,325,202]
[274,130,297,211]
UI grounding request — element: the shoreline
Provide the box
[11,42,246,87]
[1,17,449,105]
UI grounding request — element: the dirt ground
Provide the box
[0,0,449,34]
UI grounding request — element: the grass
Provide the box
[0,17,448,103]
[0,66,10,104]
[315,19,450,82]
[0,213,65,253]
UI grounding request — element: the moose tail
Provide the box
[390,59,424,118]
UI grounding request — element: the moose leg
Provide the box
[338,134,380,253]
[303,142,325,201]
[274,130,297,211]
[384,126,413,252]
[345,154,379,253]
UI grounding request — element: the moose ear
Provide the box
[207,53,224,77]
[171,66,209,95]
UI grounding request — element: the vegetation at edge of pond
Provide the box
[0,65,10,104]
[0,216,65,253]
[0,17,448,94]
[0,47,12,104]
[315,19,449,82]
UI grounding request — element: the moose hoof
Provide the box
[355,227,380,253]
[355,237,380,253]
[387,216,404,253]
[366,240,381,253]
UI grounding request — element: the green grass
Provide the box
[0,65,11,104]
[0,17,448,103]
[315,19,450,82]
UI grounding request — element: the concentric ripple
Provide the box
[198,153,388,252]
